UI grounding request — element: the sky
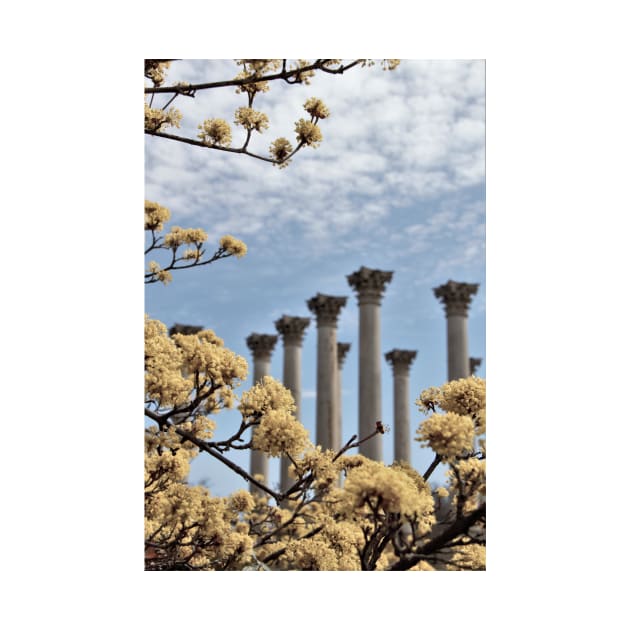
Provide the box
[144,59,485,497]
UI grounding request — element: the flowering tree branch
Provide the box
[388,503,486,571]
[144,59,399,168]
[144,59,373,96]
[145,239,236,284]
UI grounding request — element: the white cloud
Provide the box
[145,59,485,269]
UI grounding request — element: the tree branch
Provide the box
[423,453,442,481]
[144,60,366,95]
[387,503,486,571]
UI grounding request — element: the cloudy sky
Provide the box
[145,59,485,496]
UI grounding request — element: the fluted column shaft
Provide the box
[317,325,336,449]
[347,267,393,461]
[434,280,479,381]
[246,333,277,494]
[334,343,351,452]
[307,294,347,451]
[359,302,381,456]
[447,315,469,380]
[394,370,410,462]
[274,316,310,493]
[385,350,417,464]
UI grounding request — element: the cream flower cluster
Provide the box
[447,458,486,510]
[145,200,171,231]
[173,414,216,443]
[182,248,202,260]
[359,59,401,70]
[219,234,247,258]
[147,261,172,285]
[234,59,281,95]
[227,489,256,514]
[290,59,316,85]
[339,459,435,530]
[269,137,293,166]
[144,102,182,133]
[145,61,171,86]
[234,71,272,95]
[145,317,248,412]
[239,375,296,419]
[163,226,208,249]
[145,483,253,570]
[294,119,322,147]
[252,408,310,457]
[171,329,248,412]
[197,118,232,147]
[415,412,475,460]
[317,520,363,570]
[416,376,486,417]
[239,376,308,456]
[449,543,486,570]
[235,59,282,75]
[439,376,486,417]
[234,107,269,132]
[383,59,401,70]
[145,316,191,406]
[304,97,330,119]
[269,498,364,570]
[390,460,430,494]
[416,376,486,442]
[290,447,339,489]
[145,440,192,488]
[283,538,338,571]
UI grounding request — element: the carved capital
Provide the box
[347,266,393,305]
[245,333,278,360]
[274,315,310,346]
[469,357,482,375]
[385,349,417,375]
[337,342,351,368]
[306,293,347,327]
[433,280,479,317]
[169,323,203,336]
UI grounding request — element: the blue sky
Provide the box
[145,59,485,497]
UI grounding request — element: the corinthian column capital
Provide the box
[337,342,351,368]
[307,293,347,326]
[433,280,479,317]
[469,357,482,375]
[169,323,203,336]
[385,349,417,375]
[245,333,278,360]
[347,266,393,305]
[274,315,310,346]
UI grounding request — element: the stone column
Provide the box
[307,293,347,450]
[245,333,278,494]
[274,315,310,493]
[334,342,351,452]
[433,280,479,381]
[469,357,482,376]
[385,349,417,464]
[347,266,393,461]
